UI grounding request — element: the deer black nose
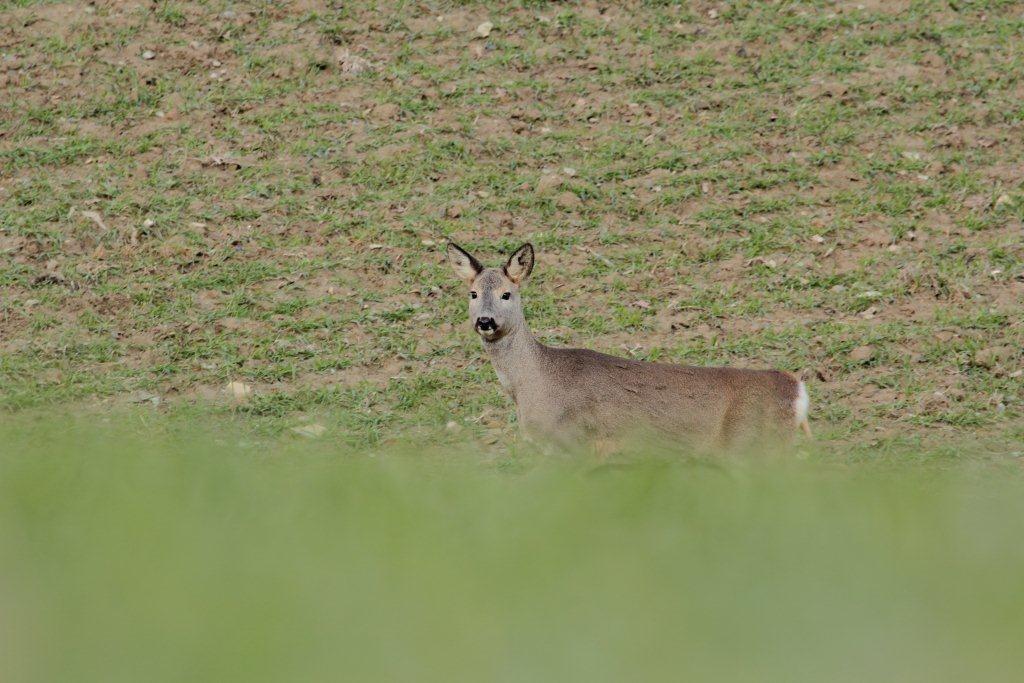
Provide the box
[476,317,496,331]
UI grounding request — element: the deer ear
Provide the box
[447,242,483,283]
[504,243,534,285]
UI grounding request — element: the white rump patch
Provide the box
[794,381,810,427]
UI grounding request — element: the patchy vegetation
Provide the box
[2,4,1023,678]
[1,1,1022,456]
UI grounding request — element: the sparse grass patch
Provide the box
[0,0,1020,449]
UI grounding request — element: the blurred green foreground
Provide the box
[2,416,1023,683]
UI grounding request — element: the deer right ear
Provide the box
[447,242,483,284]
[504,243,534,284]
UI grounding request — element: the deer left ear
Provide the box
[447,242,483,284]
[504,243,534,285]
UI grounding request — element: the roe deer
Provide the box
[446,242,811,453]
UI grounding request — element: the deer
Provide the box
[445,242,811,454]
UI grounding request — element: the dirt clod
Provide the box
[849,345,876,364]
[973,346,1013,369]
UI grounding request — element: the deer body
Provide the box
[447,243,810,452]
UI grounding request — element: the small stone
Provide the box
[849,345,876,363]
[141,50,156,60]
[445,420,461,432]
[475,21,493,38]
[858,306,879,320]
[225,381,253,401]
[555,191,581,209]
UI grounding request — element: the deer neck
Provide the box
[481,322,543,399]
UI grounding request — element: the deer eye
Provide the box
[470,291,478,299]
[501,292,511,300]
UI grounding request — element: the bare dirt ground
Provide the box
[1,1,1021,456]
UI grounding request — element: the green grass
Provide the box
[1,2,1023,674]
[2,415,1024,682]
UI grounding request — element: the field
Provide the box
[1,0,1023,680]
[3,420,1024,682]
